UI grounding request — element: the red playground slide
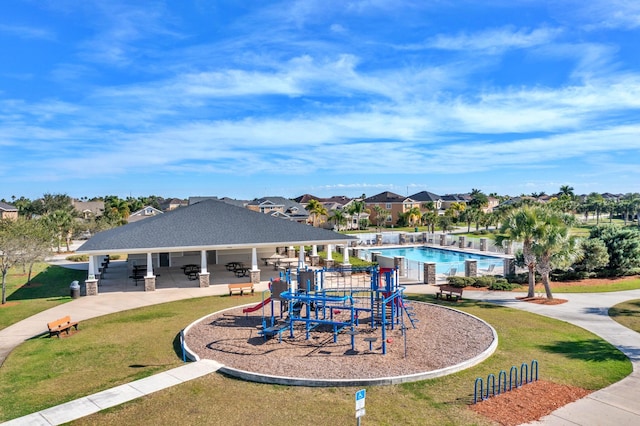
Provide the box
[242,297,272,313]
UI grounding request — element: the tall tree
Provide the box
[372,205,390,231]
[405,206,422,227]
[329,209,347,231]
[347,199,366,230]
[18,219,53,283]
[0,219,27,304]
[531,210,576,299]
[559,185,574,197]
[496,206,542,298]
[45,210,74,253]
[305,199,328,227]
[421,211,438,233]
[469,189,489,210]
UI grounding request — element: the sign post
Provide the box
[355,389,366,425]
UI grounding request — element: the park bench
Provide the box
[435,285,463,301]
[47,315,79,338]
[228,282,254,296]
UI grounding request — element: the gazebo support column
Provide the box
[250,247,260,284]
[340,244,351,276]
[85,278,98,296]
[144,276,156,291]
[198,250,210,288]
[298,245,305,269]
[310,245,319,266]
[145,252,156,291]
[198,273,210,288]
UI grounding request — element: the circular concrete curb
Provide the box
[182,302,498,387]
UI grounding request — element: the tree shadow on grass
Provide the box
[539,339,630,363]
[7,266,86,302]
[609,300,640,318]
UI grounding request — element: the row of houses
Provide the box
[3,190,627,229]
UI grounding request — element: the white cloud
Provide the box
[424,26,562,54]
[0,23,55,40]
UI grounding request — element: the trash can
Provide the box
[70,281,80,299]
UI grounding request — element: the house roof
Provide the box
[72,200,105,216]
[0,201,17,212]
[365,191,412,203]
[408,191,442,202]
[77,198,354,254]
[248,196,309,219]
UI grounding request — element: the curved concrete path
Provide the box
[2,278,640,425]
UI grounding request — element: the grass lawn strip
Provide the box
[609,299,640,333]
[0,264,87,330]
[0,295,631,424]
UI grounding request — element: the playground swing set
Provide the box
[242,266,419,355]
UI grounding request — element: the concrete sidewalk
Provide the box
[1,360,223,426]
[2,280,640,425]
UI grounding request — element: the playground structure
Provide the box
[242,266,418,355]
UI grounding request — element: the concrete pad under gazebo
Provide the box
[76,199,357,295]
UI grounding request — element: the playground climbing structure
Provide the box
[245,265,417,355]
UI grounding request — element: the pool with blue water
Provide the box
[364,246,503,273]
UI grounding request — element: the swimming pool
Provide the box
[362,246,503,274]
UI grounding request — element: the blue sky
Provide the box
[2,1,640,201]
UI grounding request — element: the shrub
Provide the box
[473,276,495,288]
[489,279,519,291]
[506,273,529,284]
[447,276,473,288]
[66,254,89,262]
[447,276,498,288]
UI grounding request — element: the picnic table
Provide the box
[181,264,200,280]
[234,267,251,277]
[274,259,298,270]
[225,261,244,271]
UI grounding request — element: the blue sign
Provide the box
[356,389,366,401]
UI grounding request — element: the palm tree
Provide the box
[585,192,605,224]
[531,210,575,299]
[495,206,542,298]
[559,185,574,197]
[405,206,422,227]
[305,199,328,227]
[44,209,74,253]
[347,199,366,230]
[329,209,347,231]
[422,211,438,233]
[372,205,389,231]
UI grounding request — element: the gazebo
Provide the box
[76,199,357,294]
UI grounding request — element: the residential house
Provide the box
[246,197,309,223]
[159,198,187,211]
[364,191,419,226]
[0,201,18,220]
[408,191,444,212]
[440,193,470,210]
[128,206,164,223]
[72,200,105,220]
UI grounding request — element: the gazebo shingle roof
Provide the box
[77,199,355,254]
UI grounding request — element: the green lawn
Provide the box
[0,263,88,330]
[0,295,631,425]
[549,278,640,293]
[609,299,640,333]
